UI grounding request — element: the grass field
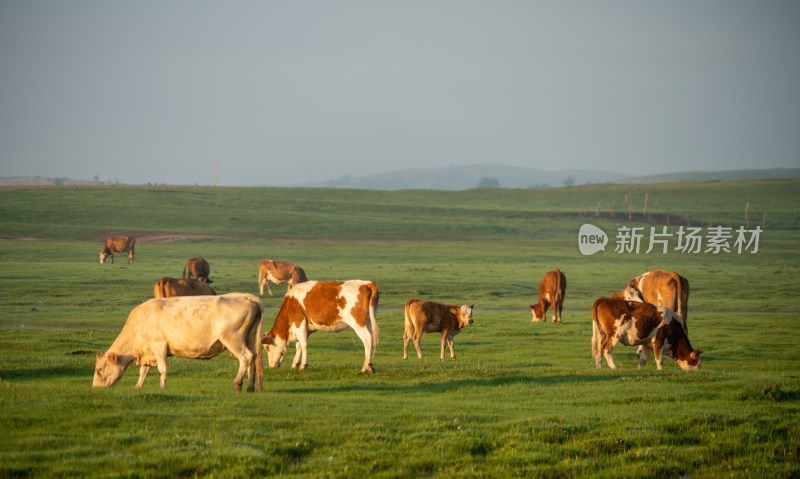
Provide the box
[1,180,799,478]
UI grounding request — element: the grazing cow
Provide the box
[183,257,212,283]
[93,293,263,392]
[261,280,380,373]
[98,236,135,264]
[591,297,702,371]
[611,269,689,327]
[257,260,308,296]
[403,299,474,361]
[529,268,566,324]
[154,277,217,298]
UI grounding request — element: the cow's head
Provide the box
[261,332,287,368]
[93,352,126,387]
[452,304,473,329]
[612,285,644,302]
[677,350,703,371]
[529,303,545,322]
[98,252,108,263]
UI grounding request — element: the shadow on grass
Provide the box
[0,365,88,380]
[280,373,616,394]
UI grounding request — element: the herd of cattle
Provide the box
[92,235,702,392]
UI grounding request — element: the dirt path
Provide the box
[84,232,228,244]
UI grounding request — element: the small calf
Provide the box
[403,299,473,361]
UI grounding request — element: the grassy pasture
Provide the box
[1,180,799,478]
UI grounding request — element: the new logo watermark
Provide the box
[578,224,608,256]
[578,224,762,256]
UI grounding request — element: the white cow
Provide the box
[93,293,264,392]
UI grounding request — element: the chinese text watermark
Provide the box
[578,224,762,256]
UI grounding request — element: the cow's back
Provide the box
[144,294,261,356]
[594,297,662,337]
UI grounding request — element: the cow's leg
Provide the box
[592,324,603,368]
[156,356,168,389]
[109,254,114,264]
[402,329,410,360]
[601,338,617,369]
[220,338,253,392]
[242,349,256,392]
[556,301,563,324]
[653,345,663,370]
[291,342,302,368]
[413,331,424,360]
[265,274,275,296]
[439,331,447,361]
[135,365,150,388]
[603,349,617,369]
[297,334,309,370]
[128,250,134,264]
[447,336,456,360]
[638,345,651,369]
[351,325,375,373]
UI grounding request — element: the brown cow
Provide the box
[93,293,264,392]
[183,257,212,283]
[529,268,566,324]
[98,236,135,264]
[261,280,380,373]
[403,299,474,361]
[257,260,308,296]
[591,297,702,371]
[154,277,217,298]
[611,269,689,327]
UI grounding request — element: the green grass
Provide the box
[1,180,799,477]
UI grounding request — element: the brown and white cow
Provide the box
[183,257,212,283]
[93,293,264,392]
[154,277,217,298]
[611,269,689,327]
[257,260,308,296]
[403,299,474,361]
[591,297,702,371]
[261,280,380,373]
[98,236,135,264]
[529,268,566,324]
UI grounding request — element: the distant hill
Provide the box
[307,164,629,190]
[620,168,800,184]
[0,176,106,187]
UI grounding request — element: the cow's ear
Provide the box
[692,350,702,359]
[450,307,460,315]
[96,352,104,361]
[261,333,273,345]
[106,352,117,363]
[469,304,474,310]
[529,305,535,310]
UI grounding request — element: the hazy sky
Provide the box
[1,1,798,186]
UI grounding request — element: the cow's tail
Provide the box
[591,298,602,366]
[254,299,264,392]
[670,271,688,332]
[368,282,380,354]
[555,268,564,304]
[403,299,413,344]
